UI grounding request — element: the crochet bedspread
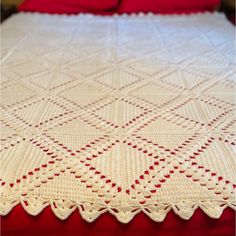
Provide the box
[0,12,235,223]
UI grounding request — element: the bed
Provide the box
[1,1,236,235]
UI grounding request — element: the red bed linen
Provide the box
[18,0,118,14]
[18,0,220,14]
[118,0,220,14]
[1,205,235,236]
[7,2,233,236]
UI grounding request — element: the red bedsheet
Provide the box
[4,1,234,235]
[117,0,220,14]
[18,0,220,14]
[1,205,235,236]
[18,0,118,14]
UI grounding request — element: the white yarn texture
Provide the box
[0,12,235,223]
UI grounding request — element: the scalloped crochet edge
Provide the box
[16,11,225,18]
[1,197,236,223]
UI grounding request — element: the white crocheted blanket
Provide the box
[0,12,235,223]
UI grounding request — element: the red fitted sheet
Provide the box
[3,2,234,235]
[18,0,220,14]
[117,0,220,14]
[1,205,235,236]
[18,0,119,14]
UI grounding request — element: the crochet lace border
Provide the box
[1,196,235,223]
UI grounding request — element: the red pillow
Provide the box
[118,0,220,14]
[18,0,119,14]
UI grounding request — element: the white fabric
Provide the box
[0,12,235,223]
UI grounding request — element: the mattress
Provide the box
[1,12,236,234]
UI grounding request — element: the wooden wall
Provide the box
[2,0,23,5]
[222,0,235,9]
